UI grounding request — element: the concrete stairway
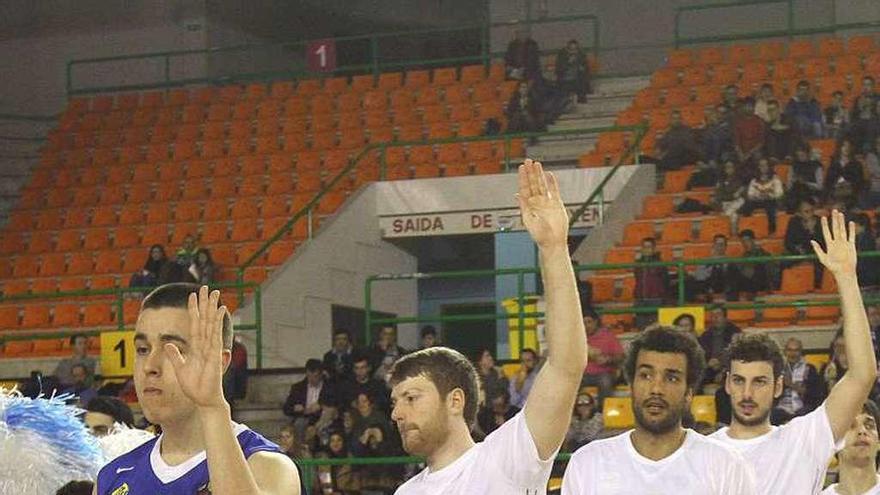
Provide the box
[0,117,55,227]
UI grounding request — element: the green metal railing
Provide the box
[66,14,599,96]
[0,282,265,368]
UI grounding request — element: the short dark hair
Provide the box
[709,303,727,315]
[722,333,785,379]
[141,283,233,348]
[797,80,810,88]
[389,347,480,427]
[642,237,656,246]
[352,351,370,366]
[305,359,323,372]
[85,396,135,427]
[420,325,437,338]
[333,329,351,339]
[69,333,88,346]
[521,348,537,359]
[673,313,695,327]
[760,83,773,91]
[56,481,95,495]
[582,306,599,320]
[624,326,706,389]
[739,229,755,239]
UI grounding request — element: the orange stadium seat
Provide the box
[660,220,693,244]
[780,264,815,295]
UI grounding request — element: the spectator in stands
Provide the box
[555,39,591,104]
[722,84,739,112]
[869,305,880,358]
[727,229,777,300]
[317,431,359,494]
[740,158,785,234]
[477,389,520,436]
[56,481,95,495]
[84,396,134,437]
[786,145,824,213]
[822,329,848,396]
[754,83,775,122]
[279,422,311,461]
[673,313,697,336]
[158,235,198,284]
[826,139,867,208]
[861,75,880,104]
[784,198,825,288]
[129,244,168,288]
[733,97,767,163]
[565,391,604,451]
[506,80,544,136]
[54,333,96,388]
[62,363,97,407]
[847,94,880,153]
[223,336,248,403]
[323,329,354,382]
[350,392,398,487]
[509,347,539,408]
[763,99,801,161]
[823,400,880,495]
[864,136,880,207]
[581,307,623,409]
[476,348,509,403]
[656,109,701,171]
[701,105,735,167]
[773,337,823,423]
[713,160,747,231]
[188,248,215,285]
[686,234,731,302]
[283,359,337,440]
[634,237,670,327]
[784,80,824,139]
[853,213,878,287]
[504,27,541,84]
[338,352,390,414]
[418,325,439,349]
[824,90,850,139]
[369,326,407,384]
[175,234,198,267]
[699,305,742,386]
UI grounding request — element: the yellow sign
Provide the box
[658,306,706,336]
[101,331,135,376]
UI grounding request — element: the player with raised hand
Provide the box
[391,159,588,494]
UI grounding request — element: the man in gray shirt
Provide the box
[54,333,97,387]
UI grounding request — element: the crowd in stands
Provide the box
[127,235,217,289]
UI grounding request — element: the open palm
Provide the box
[811,209,857,277]
[517,160,569,248]
[164,286,229,409]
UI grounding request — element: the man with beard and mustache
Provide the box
[389,160,587,494]
[562,326,755,494]
[822,400,880,494]
[711,210,877,494]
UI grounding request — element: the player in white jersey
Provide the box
[711,210,877,495]
[822,400,880,495]
[562,325,756,494]
[391,160,588,495]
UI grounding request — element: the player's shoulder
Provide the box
[393,468,427,494]
[569,431,628,464]
[100,435,157,471]
[687,430,748,462]
[234,423,282,458]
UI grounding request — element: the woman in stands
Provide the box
[189,248,216,285]
[129,244,168,288]
[739,158,785,234]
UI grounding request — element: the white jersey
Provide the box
[561,429,756,495]
[821,476,880,495]
[710,405,836,495]
[394,410,555,495]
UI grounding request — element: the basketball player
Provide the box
[822,400,880,495]
[711,210,877,494]
[95,284,302,494]
[562,325,756,494]
[391,160,587,494]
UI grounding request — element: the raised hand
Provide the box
[517,159,569,249]
[811,209,857,279]
[164,285,229,410]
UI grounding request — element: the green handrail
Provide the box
[674,0,793,49]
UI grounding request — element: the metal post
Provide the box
[504,136,512,172]
[787,0,794,40]
[236,268,245,307]
[307,209,313,239]
[677,261,686,305]
[302,467,314,495]
[255,286,263,369]
[66,62,74,96]
[516,271,525,360]
[364,278,373,347]
[164,55,171,86]
[380,144,387,180]
[116,290,125,331]
[597,190,605,225]
[673,10,681,48]
[370,36,380,77]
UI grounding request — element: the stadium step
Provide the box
[592,75,652,97]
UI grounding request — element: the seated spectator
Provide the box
[323,329,355,382]
[784,198,824,288]
[368,326,407,384]
[283,359,337,440]
[853,213,878,287]
[712,160,747,229]
[740,158,785,234]
[847,94,880,152]
[673,313,697,336]
[699,105,735,166]
[786,145,824,213]
[824,90,850,139]
[475,348,509,403]
[656,109,701,171]
[821,329,847,396]
[773,338,823,423]
[477,389,520,436]
[727,229,778,300]
[317,431,360,494]
[565,391,604,451]
[418,325,439,349]
[338,352,390,414]
[861,75,880,104]
[61,363,97,407]
[187,248,215,284]
[581,307,623,408]
[129,244,168,288]
[509,347,539,409]
[733,97,767,163]
[685,234,730,301]
[54,333,97,388]
[763,99,801,161]
[504,27,541,84]
[349,393,399,487]
[158,235,199,284]
[279,422,311,460]
[754,83,775,122]
[825,139,867,207]
[721,84,739,112]
[222,336,248,402]
[634,237,670,327]
[84,396,134,437]
[506,80,544,135]
[784,80,824,139]
[698,305,742,386]
[555,39,591,103]
[864,136,880,207]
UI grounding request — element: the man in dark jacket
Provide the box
[698,305,742,386]
[784,198,825,288]
[784,80,824,139]
[555,39,591,103]
[505,28,541,84]
[283,359,337,435]
[323,329,354,382]
[772,338,824,423]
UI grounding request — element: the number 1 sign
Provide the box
[100,330,135,377]
[307,39,337,73]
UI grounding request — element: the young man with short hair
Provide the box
[95,284,301,494]
[391,160,587,494]
[84,396,135,437]
[55,333,97,388]
[562,325,755,494]
[711,211,877,494]
[822,400,880,494]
